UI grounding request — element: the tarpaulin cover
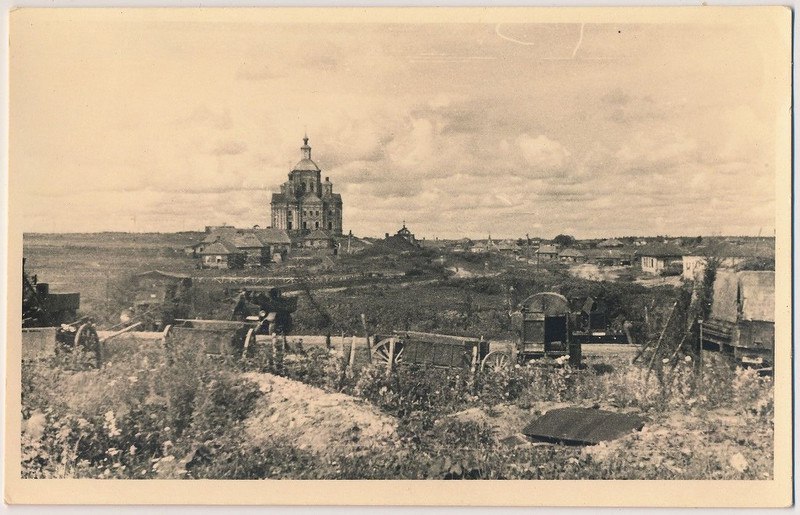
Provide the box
[711,271,740,323]
[738,271,774,322]
[520,292,570,316]
[522,407,645,445]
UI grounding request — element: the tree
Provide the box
[553,234,576,247]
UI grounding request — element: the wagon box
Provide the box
[372,330,510,373]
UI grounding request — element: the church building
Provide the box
[270,136,343,236]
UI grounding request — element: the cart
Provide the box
[371,330,512,373]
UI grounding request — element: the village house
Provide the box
[597,238,625,248]
[301,229,337,251]
[558,248,586,263]
[636,244,684,275]
[535,244,560,261]
[584,248,633,267]
[682,241,775,281]
[196,237,246,269]
[232,230,270,267]
[254,228,292,262]
[383,223,422,250]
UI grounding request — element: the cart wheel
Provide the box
[372,338,404,365]
[241,327,256,359]
[162,324,173,343]
[481,350,511,373]
[75,323,101,368]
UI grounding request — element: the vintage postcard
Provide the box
[5,6,792,507]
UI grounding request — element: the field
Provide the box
[20,233,774,479]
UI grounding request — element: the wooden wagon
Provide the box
[511,292,582,365]
[371,330,512,373]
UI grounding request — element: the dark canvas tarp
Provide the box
[522,407,645,445]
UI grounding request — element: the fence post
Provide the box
[348,335,357,371]
[361,314,372,364]
[387,338,395,378]
[270,333,277,372]
[469,343,478,384]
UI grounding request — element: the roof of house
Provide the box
[686,241,775,259]
[537,245,559,255]
[305,229,333,240]
[559,248,585,258]
[598,238,625,248]
[635,243,685,258]
[232,231,266,249]
[198,238,241,255]
[255,228,292,245]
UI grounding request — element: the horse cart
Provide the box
[371,330,513,373]
[165,287,297,358]
[22,258,101,366]
[511,292,582,366]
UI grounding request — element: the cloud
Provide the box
[517,134,571,173]
[236,63,283,81]
[212,140,247,156]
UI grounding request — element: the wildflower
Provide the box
[129,445,137,456]
[107,448,120,457]
[684,355,692,362]
[661,358,669,364]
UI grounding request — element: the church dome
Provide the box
[293,158,320,172]
[292,135,320,171]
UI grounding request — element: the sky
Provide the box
[10,9,790,239]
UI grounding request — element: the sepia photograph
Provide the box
[4,6,793,507]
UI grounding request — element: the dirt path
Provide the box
[242,372,398,455]
[568,263,621,282]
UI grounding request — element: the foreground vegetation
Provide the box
[22,336,773,480]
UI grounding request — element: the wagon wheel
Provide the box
[241,327,256,360]
[372,338,404,365]
[75,323,102,368]
[480,350,511,373]
[161,324,173,344]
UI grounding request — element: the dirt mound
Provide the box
[242,372,398,455]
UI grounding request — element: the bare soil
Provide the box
[242,372,398,456]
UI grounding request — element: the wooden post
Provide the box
[339,331,346,362]
[387,338,395,377]
[348,335,357,371]
[645,301,678,381]
[361,314,372,364]
[270,333,278,371]
[325,332,332,350]
[469,343,478,383]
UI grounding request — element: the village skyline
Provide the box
[12,12,785,239]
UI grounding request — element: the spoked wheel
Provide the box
[372,338,404,366]
[480,350,511,373]
[241,327,257,360]
[75,323,102,368]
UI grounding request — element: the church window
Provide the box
[315,222,319,229]
[287,221,292,230]
[303,222,307,230]
[328,222,333,230]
